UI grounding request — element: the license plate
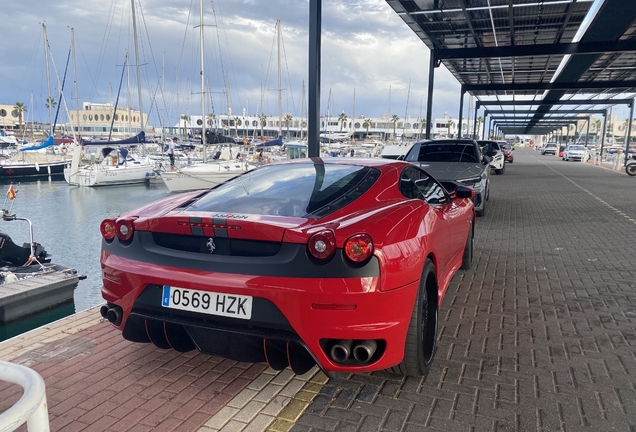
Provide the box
[161,286,252,320]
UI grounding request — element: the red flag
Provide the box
[7,185,15,200]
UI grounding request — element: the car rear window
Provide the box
[478,141,500,151]
[406,142,479,163]
[186,162,380,218]
[568,145,585,150]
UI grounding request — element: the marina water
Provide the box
[0,177,172,340]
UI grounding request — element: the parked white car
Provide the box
[562,144,586,161]
[477,140,506,175]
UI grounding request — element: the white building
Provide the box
[66,102,150,137]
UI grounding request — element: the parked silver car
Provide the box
[403,139,495,217]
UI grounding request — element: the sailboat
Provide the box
[159,0,254,193]
[63,3,156,187]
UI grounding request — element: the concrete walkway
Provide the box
[1,147,635,431]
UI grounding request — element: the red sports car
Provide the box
[100,158,475,376]
[500,142,514,163]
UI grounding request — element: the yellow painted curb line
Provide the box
[266,371,330,432]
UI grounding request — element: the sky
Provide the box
[0,0,469,129]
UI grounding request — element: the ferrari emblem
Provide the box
[206,238,216,253]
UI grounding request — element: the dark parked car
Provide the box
[100,158,475,376]
[403,139,495,217]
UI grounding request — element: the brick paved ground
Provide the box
[290,148,636,431]
[2,148,636,431]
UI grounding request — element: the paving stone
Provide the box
[289,150,636,431]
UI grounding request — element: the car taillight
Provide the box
[115,218,135,242]
[308,230,336,260]
[100,219,117,240]
[344,234,373,263]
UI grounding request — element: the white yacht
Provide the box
[64,146,157,187]
[159,158,255,192]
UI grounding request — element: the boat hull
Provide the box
[64,163,155,187]
[0,162,66,177]
[160,161,254,192]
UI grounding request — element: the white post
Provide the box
[0,360,49,432]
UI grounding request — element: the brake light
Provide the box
[344,234,373,263]
[115,218,135,242]
[308,230,336,260]
[100,219,117,240]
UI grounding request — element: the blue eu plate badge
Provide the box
[162,285,171,306]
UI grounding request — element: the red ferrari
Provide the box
[100,158,475,376]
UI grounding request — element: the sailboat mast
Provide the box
[70,27,80,139]
[42,24,53,136]
[352,87,355,143]
[130,0,144,134]
[199,0,207,162]
[404,78,411,137]
[277,20,282,139]
[300,80,305,141]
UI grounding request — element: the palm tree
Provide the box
[259,114,268,139]
[418,119,426,140]
[477,116,484,139]
[13,102,27,132]
[234,117,242,137]
[284,114,293,138]
[45,97,56,110]
[207,113,216,128]
[447,119,455,138]
[180,115,190,136]
[338,112,347,132]
[362,119,372,138]
[391,114,399,138]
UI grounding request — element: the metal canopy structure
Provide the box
[385,0,636,138]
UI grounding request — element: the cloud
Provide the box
[0,0,464,127]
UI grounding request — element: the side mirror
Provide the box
[454,186,475,199]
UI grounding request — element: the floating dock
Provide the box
[0,269,81,323]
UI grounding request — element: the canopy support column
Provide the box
[457,85,465,138]
[625,99,634,166]
[600,109,608,157]
[307,0,321,158]
[425,51,438,140]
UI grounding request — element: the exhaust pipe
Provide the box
[352,340,377,363]
[99,305,124,325]
[330,339,353,363]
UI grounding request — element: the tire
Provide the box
[461,221,474,270]
[627,163,636,176]
[495,165,505,175]
[476,205,485,217]
[389,258,438,377]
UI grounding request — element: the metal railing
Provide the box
[0,361,49,432]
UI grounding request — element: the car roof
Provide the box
[273,157,409,170]
[422,139,477,144]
